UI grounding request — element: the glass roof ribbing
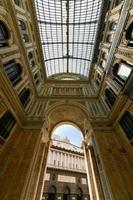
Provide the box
[35,0,102,79]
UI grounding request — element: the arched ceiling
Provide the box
[35,0,103,80]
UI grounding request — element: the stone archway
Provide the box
[32,103,105,200]
[47,103,91,138]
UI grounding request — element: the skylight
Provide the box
[35,0,102,79]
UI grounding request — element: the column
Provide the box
[71,155,73,169]
[66,154,68,168]
[26,142,47,200]
[94,128,133,200]
[35,141,50,200]
[51,150,53,165]
[60,152,63,167]
[52,150,55,166]
[85,144,105,200]
[73,155,75,169]
[64,153,66,168]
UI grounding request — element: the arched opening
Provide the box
[0,21,9,47]
[63,186,70,200]
[51,123,83,147]
[28,51,33,59]
[38,104,106,200]
[100,52,108,69]
[42,121,90,200]
[28,51,35,67]
[18,20,29,43]
[114,0,122,7]
[106,34,114,43]
[13,0,20,6]
[100,60,106,69]
[48,185,56,200]
[102,52,107,60]
[110,21,118,31]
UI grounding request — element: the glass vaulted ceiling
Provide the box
[35,0,102,79]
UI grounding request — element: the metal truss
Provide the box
[35,0,102,79]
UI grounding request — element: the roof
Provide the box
[35,0,103,80]
[51,139,84,154]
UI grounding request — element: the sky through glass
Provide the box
[35,0,102,79]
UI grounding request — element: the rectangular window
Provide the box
[0,111,16,140]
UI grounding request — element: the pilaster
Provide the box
[93,128,133,200]
[85,144,105,200]
[0,125,42,200]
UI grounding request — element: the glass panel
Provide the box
[118,64,131,80]
[35,0,102,79]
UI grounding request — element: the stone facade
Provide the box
[42,137,90,200]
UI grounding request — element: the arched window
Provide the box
[63,187,70,200]
[35,79,39,86]
[13,0,20,6]
[0,111,16,142]
[18,20,29,43]
[105,88,117,108]
[28,51,35,67]
[112,62,132,84]
[110,21,118,31]
[18,20,26,30]
[125,22,133,47]
[77,188,83,200]
[0,21,9,47]
[28,51,33,60]
[106,34,114,43]
[100,52,108,69]
[31,60,35,67]
[4,60,22,86]
[19,88,30,107]
[102,52,107,60]
[119,111,133,144]
[101,60,106,69]
[34,73,38,80]
[114,0,123,7]
[48,186,56,200]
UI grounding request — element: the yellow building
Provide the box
[0,0,133,199]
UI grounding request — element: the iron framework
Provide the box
[35,0,102,79]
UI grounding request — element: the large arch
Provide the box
[45,103,93,141]
[36,103,104,200]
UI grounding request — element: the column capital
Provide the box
[41,123,50,144]
[84,142,93,151]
